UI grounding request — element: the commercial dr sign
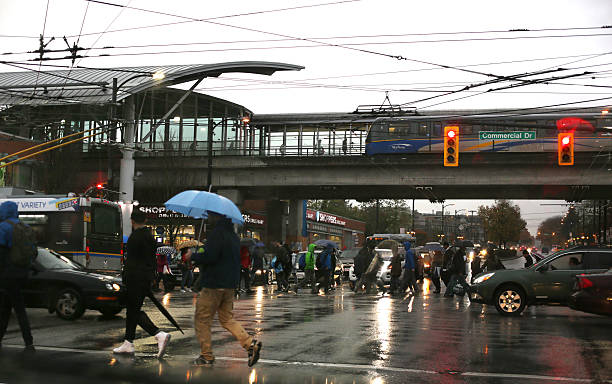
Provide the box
[479,131,536,140]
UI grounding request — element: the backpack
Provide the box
[298,253,306,270]
[315,253,323,270]
[7,221,37,268]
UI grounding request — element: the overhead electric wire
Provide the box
[31,0,51,98]
[58,1,90,98]
[84,0,539,84]
[4,30,612,57]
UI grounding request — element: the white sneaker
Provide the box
[113,340,135,354]
[180,289,186,293]
[155,331,171,358]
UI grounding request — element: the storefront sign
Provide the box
[243,213,265,226]
[138,206,186,218]
[306,209,346,227]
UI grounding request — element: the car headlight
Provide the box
[255,270,262,275]
[105,283,121,291]
[473,272,495,284]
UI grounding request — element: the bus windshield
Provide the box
[91,203,121,236]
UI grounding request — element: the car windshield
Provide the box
[531,249,569,269]
[376,249,393,260]
[340,248,361,261]
[36,248,83,270]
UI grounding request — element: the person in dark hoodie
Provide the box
[388,243,402,295]
[113,210,171,358]
[187,212,261,367]
[316,244,333,294]
[0,201,34,351]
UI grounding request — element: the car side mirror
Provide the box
[536,264,549,273]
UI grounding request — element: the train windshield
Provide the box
[91,203,122,236]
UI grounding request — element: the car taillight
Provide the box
[578,277,594,290]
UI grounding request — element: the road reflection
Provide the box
[374,297,392,366]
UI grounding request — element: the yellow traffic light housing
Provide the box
[444,126,459,167]
[558,132,574,166]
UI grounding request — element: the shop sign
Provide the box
[243,213,265,226]
[138,206,186,218]
[306,209,347,227]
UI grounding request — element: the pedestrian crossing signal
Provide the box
[558,132,574,166]
[444,126,459,167]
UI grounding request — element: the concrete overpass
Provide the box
[76,150,612,203]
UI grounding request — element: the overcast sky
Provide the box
[1,0,610,234]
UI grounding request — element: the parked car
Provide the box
[339,248,360,281]
[11,247,125,320]
[471,247,612,316]
[569,269,612,316]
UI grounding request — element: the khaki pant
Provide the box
[194,288,252,360]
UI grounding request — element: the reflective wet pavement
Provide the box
[1,280,611,383]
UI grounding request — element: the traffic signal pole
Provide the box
[119,92,136,237]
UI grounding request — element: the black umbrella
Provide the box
[314,239,339,249]
[146,291,184,334]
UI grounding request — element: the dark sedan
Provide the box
[20,248,125,320]
[569,270,612,316]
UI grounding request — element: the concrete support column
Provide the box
[120,96,135,237]
[287,199,305,250]
[266,200,287,245]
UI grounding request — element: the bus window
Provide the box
[91,204,121,236]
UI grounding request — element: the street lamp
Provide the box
[112,71,165,237]
[441,202,454,240]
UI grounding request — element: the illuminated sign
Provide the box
[243,214,265,226]
[306,209,346,227]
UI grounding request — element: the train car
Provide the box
[365,111,611,155]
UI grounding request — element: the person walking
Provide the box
[523,249,533,268]
[0,201,35,351]
[180,247,194,292]
[388,243,402,295]
[470,253,483,283]
[444,246,471,299]
[239,245,252,293]
[272,241,289,292]
[316,244,333,294]
[431,249,444,293]
[401,241,418,294]
[187,212,261,366]
[353,240,375,292]
[113,211,171,358]
[304,243,317,293]
[440,242,454,288]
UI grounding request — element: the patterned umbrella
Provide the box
[156,246,176,256]
[176,239,202,249]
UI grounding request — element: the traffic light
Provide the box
[444,125,459,167]
[558,132,574,166]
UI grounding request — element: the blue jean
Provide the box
[181,269,193,290]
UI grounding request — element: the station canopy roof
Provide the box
[0,61,303,107]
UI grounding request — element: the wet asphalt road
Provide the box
[0,278,611,384]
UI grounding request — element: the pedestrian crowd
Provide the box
[0,198,522,369]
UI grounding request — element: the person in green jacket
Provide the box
[304,243,317,294]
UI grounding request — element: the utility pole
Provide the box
[411,198,415,234]
[469,210,477,241]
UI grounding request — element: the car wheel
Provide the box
[55,288,85,320]
[99,308,122,318]
[494,285,526,316]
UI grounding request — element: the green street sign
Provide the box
[478,131,536,141]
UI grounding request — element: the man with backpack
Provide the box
[0,201,36,351]
[273,241,289,292]
[444,245,472,299]
[316,244,333,294]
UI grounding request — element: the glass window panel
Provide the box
[549,253,583,270]
[196,118,208,141]
[168,120,180,141]
[182,118,195,142]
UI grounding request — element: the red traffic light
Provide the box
[561,136,570,146]
[447,130,456,139]
[96,183,104,189]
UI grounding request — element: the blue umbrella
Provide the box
[165,190,244,225]
[314,239,339,249]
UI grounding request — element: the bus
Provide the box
[0,195,123,272]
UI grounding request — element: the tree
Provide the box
[536,216,564,247]
[519,229,534,246]
[478,200,526,248]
